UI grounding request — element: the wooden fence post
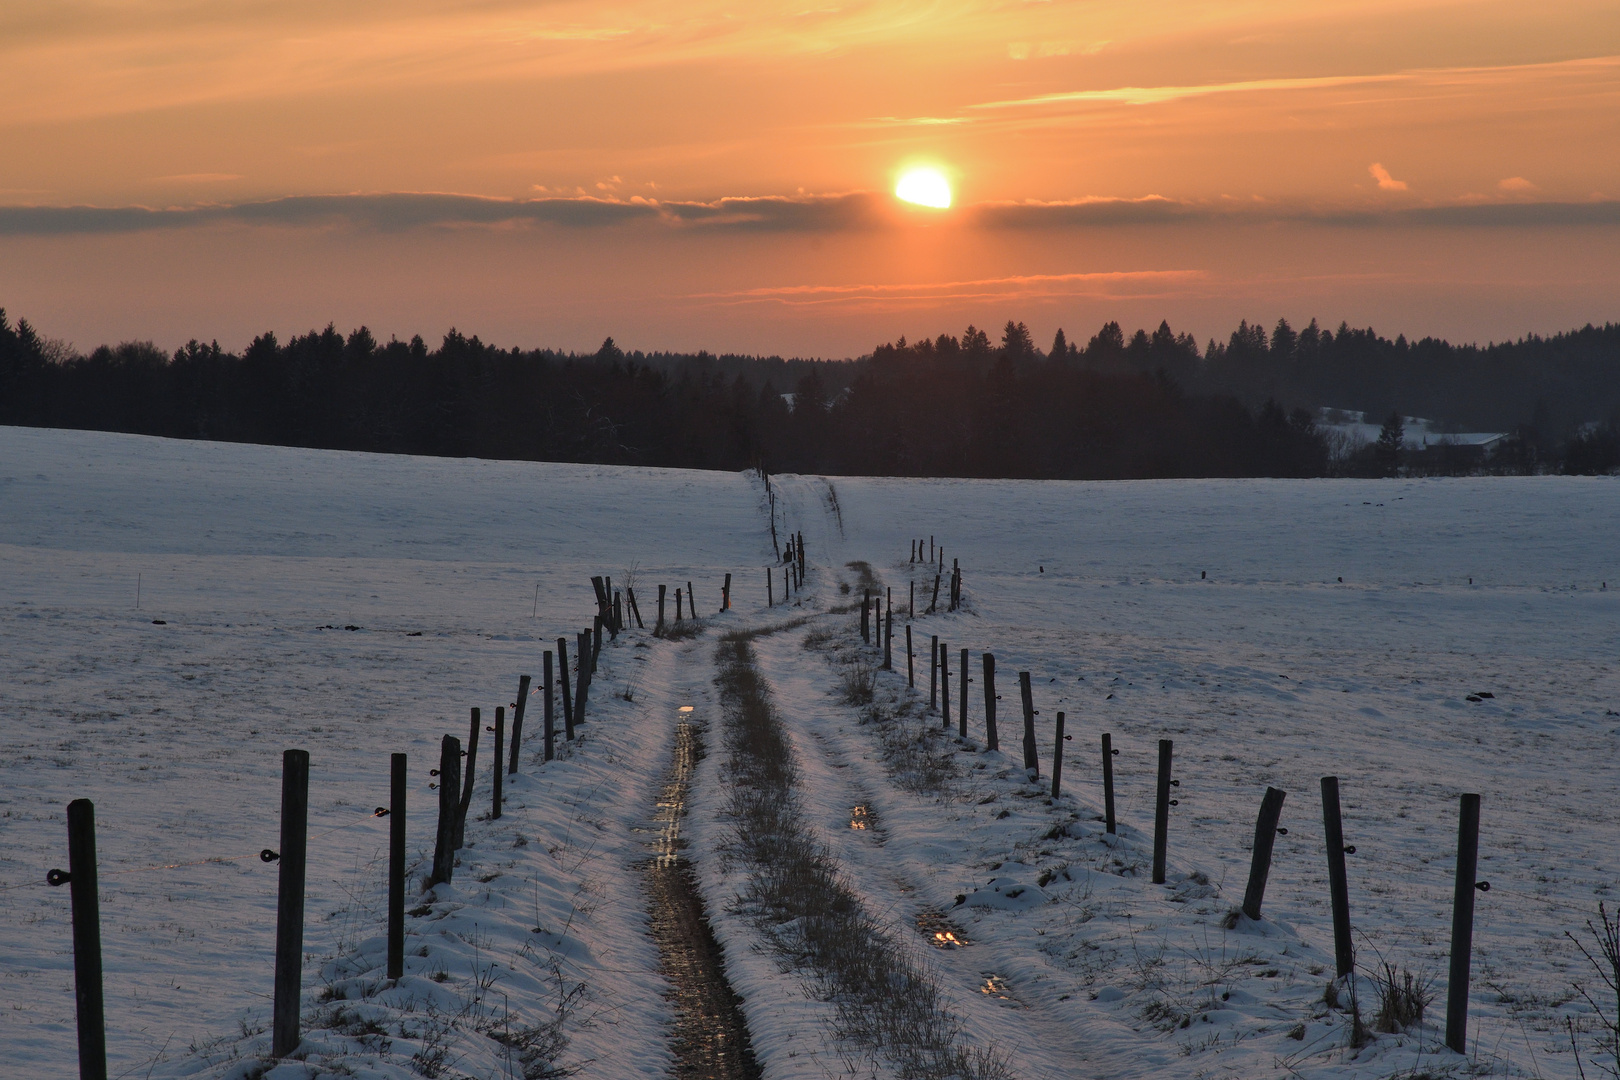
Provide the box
[492,707,505,820]
[1446,793,1484,1055]
[884,608,893,669]
[959,646,969,739]
[508,675,531,775]
[1152,739,1173,884]
[929,573,941,614]
[428,736,459,889]
[675,588,684,621]
[906,625,914,686]
[929,634,939,709]
[930,535,934,561]
[940,642,951,731]
[614,592,623,635]
[1320,776,1354,980]
[723,573,732,612]
[557,637,573,732]
[591,618,602,669]
[542,651,556,761]
[909,580,915,617]
[861,590,870,643]
[387,754,406,981]
[1241,787,1288,920]
[574,637,591,731]
[657,584,667,633]
[1101,733,1117,834]
[766,568,772,607]
[273,748,310,1058]
[1019,672,1037,774]
[453,710,479,849]
[626,587,645,629]
[1050,713,1066,797]
[688,581,696,616]
[59,798,107,1080]
[982,653,998,751]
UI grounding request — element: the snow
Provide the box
[4,424,1619,1079]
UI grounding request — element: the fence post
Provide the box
[1101,733,1116,834]
[627,587,644,629]
[657,584,667,632]
[676,588,684,622]
[614,592,623,635]
[542,651,556,761]
[959,647,969,739]
[1241,787,1288,920]
[983,653,998,751]
[492,706,505,820]
[1152,739,1173,884]
[1050,713,1066,797]
[884,608,893,670]
[929,634,939,710]
[557,637,573,731]
[387,753,406,981]
[909,580,915,618]
[453,709,479,849]
[272,748,310,1058]
[508,675,531,775]
[861,590,870,643]
[1446,793,1484,1055]
[688,581,697,616]
[723,573,731,612]
[906,625,914,686]
[428,736,459,888]
[930,573,941,614]
[591,617,602,669]
[940,642,951,731]
[58,799,107,1080]
[766,569,772,607]
[1019,672,1037,773]
[574,639,591,732]
[1321,776,1354,980]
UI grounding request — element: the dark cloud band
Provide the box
[1,191,1617,236]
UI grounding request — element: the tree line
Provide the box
[1,307,1616,478]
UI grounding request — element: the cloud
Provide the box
[4,190,1620,237]
[152,173,245,184]
[970,72,1401,110]
[1499,176,1538,192]
[690,270,1206,309]
[1368,164,1409,192]
[965,196,1194,227]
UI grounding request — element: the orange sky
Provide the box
[2,0,1618,355]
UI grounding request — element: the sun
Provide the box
[895,167,952,209]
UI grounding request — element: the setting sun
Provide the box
[895,167,952,209]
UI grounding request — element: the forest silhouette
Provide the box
[2,309,1617,478]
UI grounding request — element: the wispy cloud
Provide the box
[966,55,1620,114]
[151,172,245,184]
[689,270,1206,309]
[970,72,1399,110]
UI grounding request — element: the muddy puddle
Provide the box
[642,707,763,1080]
[914,909,971,949]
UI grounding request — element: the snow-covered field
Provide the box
[3,425,1618,1079]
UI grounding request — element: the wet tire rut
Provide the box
[642,707,763,1080]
